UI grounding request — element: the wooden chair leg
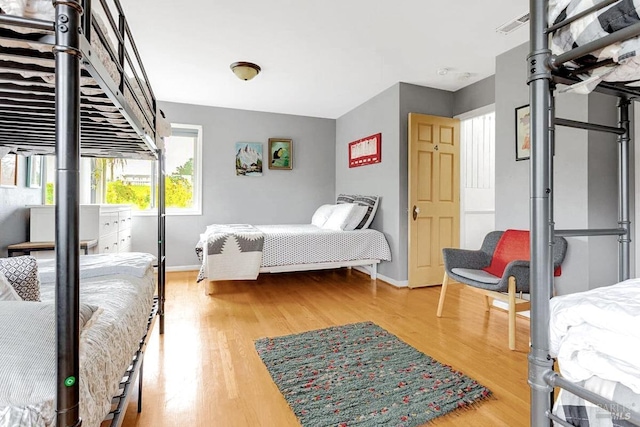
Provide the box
[508,277,516,350]
[436,272,449,317]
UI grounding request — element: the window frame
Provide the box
[134,122,203,217]
[43,124,204,215]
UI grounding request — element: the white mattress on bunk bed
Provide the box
[549,278,640,426]
[549,278,640,393]
[0,252,156,427]
[196,224,392,282]
[549,0,640,93]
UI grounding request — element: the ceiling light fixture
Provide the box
[230,61,261,81]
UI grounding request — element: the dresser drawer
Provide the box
[100,232,120,254]
[99,213,119,237]
[118,210,132,230]
[118,230,132,253]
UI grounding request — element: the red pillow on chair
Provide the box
[482,230,561,278]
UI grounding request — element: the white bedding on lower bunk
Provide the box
[0,253,156,427]
[549,278,640,394]
[196,224,392,282]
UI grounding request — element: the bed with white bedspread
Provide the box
[0,252,156,427]
[196,224,392,285]
[549,278,640,426]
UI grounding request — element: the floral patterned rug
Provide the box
[255,321,491,427]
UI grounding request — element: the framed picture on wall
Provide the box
[515,104,530,161]
[268,138,292,170]
[0,153,17,187]
[235,142,263,176]
[27,155,42,188]
[349,133,381,168]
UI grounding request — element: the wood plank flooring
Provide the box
[121,269,531,427]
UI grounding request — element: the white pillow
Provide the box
[0,272,22,301]
[311,204,337,227]
[343,205,368,231]
[321,203,356,230]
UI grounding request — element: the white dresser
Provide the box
[29,204,133,255]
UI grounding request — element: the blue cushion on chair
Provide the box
[451,268,501,285]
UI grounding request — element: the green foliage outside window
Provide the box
[106,181,150,209]
[165,175,193,207]
[105,175,193,210]
[45,183,54,205]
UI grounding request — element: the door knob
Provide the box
[412,205,420,220]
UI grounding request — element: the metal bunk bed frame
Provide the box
[0,0,166,426]
[529,0,640,425]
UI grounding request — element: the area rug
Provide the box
[254,321,491,427]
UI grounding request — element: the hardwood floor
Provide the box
[121,269,531,427]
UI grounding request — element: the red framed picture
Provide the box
[348,133,381,168]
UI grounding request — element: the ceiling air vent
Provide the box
[496,12,530,35]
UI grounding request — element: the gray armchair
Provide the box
[436,230,568,350]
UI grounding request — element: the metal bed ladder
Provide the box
[528,0,640,425]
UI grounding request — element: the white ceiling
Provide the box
[121,1,529,119]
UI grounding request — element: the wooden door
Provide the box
[408,113,460,288]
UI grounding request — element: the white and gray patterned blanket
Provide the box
[196,224,265,282]
[553,376,640,426]
[550,0,640,93]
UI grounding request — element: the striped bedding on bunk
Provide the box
[0,253,156,427]
[554,376,640,427]
[0,0,162,143]
[550,0,640,92]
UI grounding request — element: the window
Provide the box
[43,123,203,215]
[459,109,495,250]
[461,112,495,190]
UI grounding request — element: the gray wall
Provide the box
[453,75,496,116]
[398,83,455,281]
[335,83,454,282]
[335,84,401,280]
[132,101,337,268]
[0,156,42,256]
[495,42,623,294]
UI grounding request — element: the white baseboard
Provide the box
[377,274,408,288]
[352,266,408,287]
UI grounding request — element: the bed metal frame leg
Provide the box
[370,263,377,280]
[54,0,83,426]
[157,148,166,334]
[137,359,144,413]
[617,99,631,282]
[528,0,555,425]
